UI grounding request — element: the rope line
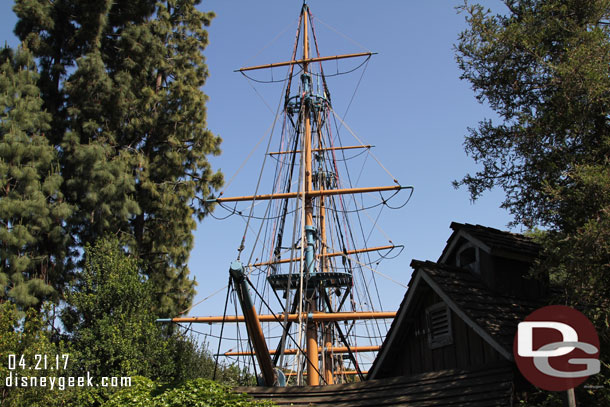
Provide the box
[329,106,400,184]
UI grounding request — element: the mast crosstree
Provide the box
[159,3,412,387]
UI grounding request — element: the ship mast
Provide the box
[157,2,413,387]
[300,4,321,386]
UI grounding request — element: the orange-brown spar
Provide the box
[208,185,408,203]
[237,52,375,72]
[251,244,398,267]
[165,311,396,324]
[267,145,372,156]
[221,345,381,356]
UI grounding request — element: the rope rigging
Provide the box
[161,3,416,387]
[211,186,411,221]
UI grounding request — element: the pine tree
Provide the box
[0,47,71,308]
[13,0,223,315]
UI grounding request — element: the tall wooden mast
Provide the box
[300,3,321,386]
[158,2,413,388]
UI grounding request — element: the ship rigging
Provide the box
[159,2,413,387]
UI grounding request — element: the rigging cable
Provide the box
[326,244,407,289]
[309,55,371,79]
[241,16,300,68]
[307,10,331,103]
[245,276,328,385]
[236,63,292,262]
[178,284,229,316]
[329,117,394,346]
[219,24,300,197]
[335,137,389,340]
[329,106,400,184]
[213,279,232,381]
[335,55,370,134]
[310,15,372,53]
[295,102,308,384]
[281,153,306,372]
[240,67,304,84]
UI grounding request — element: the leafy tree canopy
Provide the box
[59,238,248,402]
[456,1,610,403]
[455,0,610,230]
[61,237,176,381]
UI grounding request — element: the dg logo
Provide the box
[513,305,601,391]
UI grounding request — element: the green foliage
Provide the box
[0,302,257,407]
[61,237,176,381]
[456,0,610,403]
[455,0,610,229]
[168,334,252,386]
[0,301,75,407]
[13,0,223,316]
[0,46,71,308]
[103,376,274,407]
[55,238,248,406]
[0,2,258,405]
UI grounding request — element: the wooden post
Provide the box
[563,389,576,407]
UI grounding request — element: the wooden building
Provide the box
[369,222,547,380]
[237,222,549,406]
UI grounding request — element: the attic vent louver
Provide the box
[426,302,453,349]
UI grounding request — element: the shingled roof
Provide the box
[236,364,514,407]
[369,258,543,379]
[439,222,539,263]
[410,260,545,355]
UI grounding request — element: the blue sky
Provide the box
[1,0,513,357]
[192,0,513,314]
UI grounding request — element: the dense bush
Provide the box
[103,377,273,407]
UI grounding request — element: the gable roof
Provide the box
[439,222,539,263]
[368,260,545,379]
[235,364,514,407]
[413,260,545,354]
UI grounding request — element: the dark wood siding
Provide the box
[379,281,504,378]
[492,256,548,299]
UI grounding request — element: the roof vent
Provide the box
[426,302,453,349]
[456,243,479,274]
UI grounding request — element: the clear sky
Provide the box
[0,0,512,356]
[190,0,513,314]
